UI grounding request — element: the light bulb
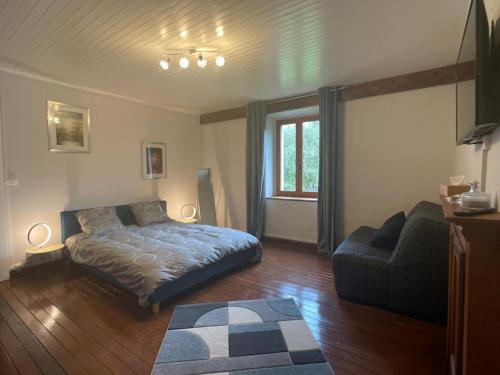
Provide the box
[215,55,225,67]
[179,56,190,69]
[216,25,224,37]
[197,54,207,68]
[159,58,169,70]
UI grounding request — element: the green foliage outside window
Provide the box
[280,120,319,194]
[281,124,296,191]
[302,121,319,192]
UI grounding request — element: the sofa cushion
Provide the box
[335,226,393,261]
[370,211,406,250]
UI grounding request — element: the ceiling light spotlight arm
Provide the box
[159,47,225,69]
[162,47,223,55]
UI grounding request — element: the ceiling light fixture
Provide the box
[179,56,190,69]
[197,53,207,68]
[215,25,224,37]
[159,47,225,71]
[159,57,170,70]
[215,54,225,67]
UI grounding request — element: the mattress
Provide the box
[65,222,262,305]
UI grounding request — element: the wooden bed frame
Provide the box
[60,201,262,313]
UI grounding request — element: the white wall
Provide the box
[340,84,456,237]
[0,72,201,268]
[201,119,247,231]
[201,84,457,243]
[264,199,317,243]
[0,95,9,280]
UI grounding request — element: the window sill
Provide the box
[266,196,318,202]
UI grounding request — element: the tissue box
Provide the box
[440,184,469,197]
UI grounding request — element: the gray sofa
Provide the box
[332,201,449,322]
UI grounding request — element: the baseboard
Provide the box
[262,235,317,250]
[263,233,316,244]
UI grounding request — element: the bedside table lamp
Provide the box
[180,204,197,220]
[27,222,52,247]
[25,223,64,267]
[178,204,198,224]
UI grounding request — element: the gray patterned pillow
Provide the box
[76,207,124,235]
[130,201,168,227]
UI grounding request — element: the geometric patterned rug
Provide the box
[152,298,335,375]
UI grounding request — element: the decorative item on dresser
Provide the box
[441,196,500,374]
[440,184,469,197]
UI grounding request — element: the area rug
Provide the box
[152,298,334,375]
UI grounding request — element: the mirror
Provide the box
[196,168,217,226]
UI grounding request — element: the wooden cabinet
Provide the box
[442,197,500,375]
[448,224,466,375]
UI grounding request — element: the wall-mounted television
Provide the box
[456,0,500,144]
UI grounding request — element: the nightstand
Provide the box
[25,243,64,267]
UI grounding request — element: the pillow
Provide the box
[129,201,168,227]
[76,207,124,235]
[370,211,406,250]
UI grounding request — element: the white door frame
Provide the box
[0,93,10,280]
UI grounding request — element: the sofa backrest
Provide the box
[390,201,449,264]
[389,201,450,321]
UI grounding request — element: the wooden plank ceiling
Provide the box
[0,0,469,113]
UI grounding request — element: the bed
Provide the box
[60,201,262,313]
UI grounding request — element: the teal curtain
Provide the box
[246,101,267,239]
[317,87,340,255]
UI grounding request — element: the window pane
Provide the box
[280,124,296,192]
[302,120,319,192]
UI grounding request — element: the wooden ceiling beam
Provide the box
[200,61,475,125]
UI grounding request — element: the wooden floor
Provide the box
[0,240,447,375]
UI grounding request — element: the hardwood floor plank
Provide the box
[0,315,39,375]
[46,281,157,362]
[0,289,88,375]
[7,284,114,375]
[0,296,65,375]
[24,279,151,374]
[1,241,447,375]
[10,282,136,375]
[0,342,20,375]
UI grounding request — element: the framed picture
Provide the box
[142,141,166,179]
[47,100,90,152]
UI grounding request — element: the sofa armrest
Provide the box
[332,227,392,307]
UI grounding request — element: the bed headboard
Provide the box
[60,201,167,242]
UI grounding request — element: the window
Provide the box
[275,116,319,198]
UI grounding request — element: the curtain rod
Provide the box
[264,86,346,106]
[266,92,317,105]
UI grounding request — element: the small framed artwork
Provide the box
[142,141,166,179]
[47,100,90,152]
